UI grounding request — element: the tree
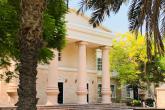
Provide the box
[78,0,165,59]
[110,33,147,85]
[17,0,46,109]
[110,33,165,99]
[0,0,67,109]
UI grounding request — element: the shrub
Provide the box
[145,98,154,107]
[131,100,142,107]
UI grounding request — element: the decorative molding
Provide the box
[67,23,113,47]
[38,65,97,73]
[58,66,97,73]
[58,66,77,72]
[68,23,113,39]
[38,65,119,78]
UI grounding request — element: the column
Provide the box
[46,49,59,105]
[101,46,111,103]
[76,41,87,104]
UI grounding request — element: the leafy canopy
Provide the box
[110,33,165,85]
[0,0,67,81]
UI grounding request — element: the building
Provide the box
[156,84,165,108]
[0,9,117,106]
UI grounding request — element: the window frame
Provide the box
[58,51,62,61]
[97,58,102,71]
[97,84,102,98]
[126,85,134,99]
[111,84,116,98]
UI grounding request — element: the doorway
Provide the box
[87,83,89,103]
[58,82,63,104]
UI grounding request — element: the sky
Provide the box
[69,0,129,34]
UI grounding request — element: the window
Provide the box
[97,58,102,71]
[58,51,62,61]
[98,84,102,97]
[126,85,133,98]
[98,84,116,98]
[111,85,116,98]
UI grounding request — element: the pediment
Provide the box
[66,9,111,33]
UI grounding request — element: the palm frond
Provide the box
[77,0,127,27]
[128,0,164,59]
[78,0,165,59]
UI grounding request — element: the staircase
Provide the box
[0,103,133,110]
[38,103,132,110]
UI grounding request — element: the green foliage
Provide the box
[111,45,139,84]
[0,2,19,59]
[131,100,141,107]
[44,0,67,50]
[0,0,7,3]
[43,13,66,50]
[47,0,67,19]
[110,33,165,86]
[38,48,54,64]
[0,0,67,81]
[137,56,165,85]
[110,33,144,84]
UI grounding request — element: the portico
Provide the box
[44,9,114,104]
[45,39,112,105]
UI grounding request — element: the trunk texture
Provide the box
[17,0,45,110]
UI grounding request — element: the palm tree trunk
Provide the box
[16,0,45,110]
[144,62,155,101]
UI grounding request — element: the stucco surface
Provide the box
[156,88,165,108]
[0,81,10,106]
[59,42,96,70]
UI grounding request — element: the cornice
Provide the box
[67,23,113,39]
[38,65,97,73]
[67,23,114,46]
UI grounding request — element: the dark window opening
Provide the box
[97,58,102,71]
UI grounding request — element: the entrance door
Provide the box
[58,82,63,104]
[87,83,89,103]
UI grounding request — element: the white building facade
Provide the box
[0,9,115,106]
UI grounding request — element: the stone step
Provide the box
[0,103,132,110]
[41,103,126,108]
[37,104,131,110]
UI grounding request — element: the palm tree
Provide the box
[17,0,46,109]
[78,0,165,59]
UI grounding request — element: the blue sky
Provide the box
[69,0,129,34]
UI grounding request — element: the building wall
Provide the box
[35,69,98,105]
[36,68,48,105]
[157,88,165,108]
[57,70,97,104]
[59,43,78,68]
[59,42,96,70]
[0,67,18,106]
[0,42,98,105]
[0,81,10,106]
[36,42,97,104]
